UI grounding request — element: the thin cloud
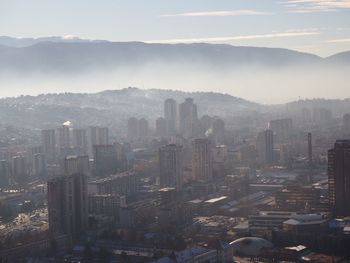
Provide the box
[284,0,350,13]
[146,31,319,44]
[161,10,272,17]
[326,38,350,43]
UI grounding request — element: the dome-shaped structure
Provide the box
[230,237,273,256]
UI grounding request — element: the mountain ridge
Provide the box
[0,36,346,58]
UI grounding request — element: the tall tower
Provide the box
[328,140,350,216]
[0,160,10,187]
[159,144,183,190]
[179,98,198,139]
[12,155,27,184]
[33,153,47,178]
[57,125,70,157]
[88,126,109,156]
[192,138,213,182]
[64,155,90,176]
[164,98,177,135]
[256,129,274,165]
[343,114,350,134]
[72,128,88,155]
[48,173,88,240]
[41,129,56,163]
[93,145,118,177]
[127,117,139,140]
[98,127,109,145]
[138,118,149,137]
[308,132,313,183]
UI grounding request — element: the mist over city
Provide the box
[1,0,350,262]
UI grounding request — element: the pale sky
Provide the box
[0,0,350,56]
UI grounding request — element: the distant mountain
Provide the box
[0,36,106,48]
[0,88,261,129]
[325,50,350,65]
[0,38,341,74]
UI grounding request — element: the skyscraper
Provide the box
[308,132,313,183]
[179,98,198,139]
[63,155,90,176]
[72,128,88,155]
[93,145,118,177]
[57,125,70,157]
[192,138,213,182]
[41,129,56,163]
[159,144,183,190]
[88,126,109,156]
[212,117,226,145]
[138,118,149,137]
[164,98,177,135]
[33,153,46,178]
[343,113,350,134]
[48,173,87,240]
[98,127,109,145]
[328,140,350,216]
[12,155,27,184]
[127,117,139,139]
[0,160,10,187]
[256,129,274,165]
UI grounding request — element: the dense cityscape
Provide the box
[0,90,350,262]
[1,0,350,261]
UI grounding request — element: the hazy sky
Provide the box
[1,0,350,56]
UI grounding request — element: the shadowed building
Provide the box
[41,129,56,163]
[192,138,213,182]
[328,140,350,216]
[256,129,274,165]
[47,173,87,240]
[164,98,177,135]
[159,144,183,190]
[179,98,198,139]
[93,145,118,177]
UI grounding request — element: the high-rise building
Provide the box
[48,173,87,239]
[212,118,226,145]
[159,144,183,190]
[138,118,149,137]
[93,145,118,177]
[88,126,109,156]
[0,160,10,187]
[72,128,88,155]
[41,129,56,163]
[308,132,313,183]
[33,153,46,178]
[328,140,350,216]
[57,125,71,157]
[256,129,274,165]
[164,98,177,135]
[343,113,350,134]
[179,98,198,138]
[192,138,213,182]
[88,171,137,197]
[88,126,99,156]
[12,155,27,184]
[127,117,139,139]
[63,155,90,176]
[269,118,293,143]
[98,127,109,145]
[156,117,167,137]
